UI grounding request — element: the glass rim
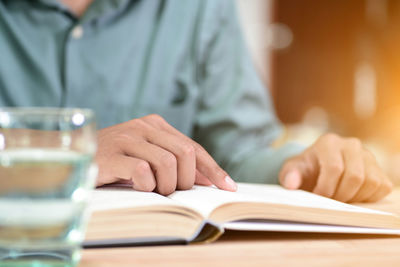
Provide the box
[0,107,94,117]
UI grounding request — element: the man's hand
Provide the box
[279,133,393,203]
[95,114,237,195]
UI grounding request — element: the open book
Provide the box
[83,183,400,248]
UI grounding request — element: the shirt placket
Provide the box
[63,21,87,107]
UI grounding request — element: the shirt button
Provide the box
[71,25,84,39]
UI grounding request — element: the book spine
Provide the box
[189,220,224,244]
[82,236,188,248]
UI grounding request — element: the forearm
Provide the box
[224,142,305,184]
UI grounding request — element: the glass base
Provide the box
[0,246,81,267]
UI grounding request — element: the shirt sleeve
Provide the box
[193,0,305,184]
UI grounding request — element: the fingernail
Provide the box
[224,176,237,191]
[284,170,301,190]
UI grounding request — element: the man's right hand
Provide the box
[95,114,237,195]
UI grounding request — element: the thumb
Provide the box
[279,168,302,190]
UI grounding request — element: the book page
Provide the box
[168,183,393,218]
[223,220,400,235]
[89,185,177,212]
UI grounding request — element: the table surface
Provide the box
[80,188,400,267]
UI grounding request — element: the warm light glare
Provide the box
[353,62,377,120]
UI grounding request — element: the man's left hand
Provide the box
[279,133,393,203]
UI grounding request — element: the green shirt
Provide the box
[0,0,304,184]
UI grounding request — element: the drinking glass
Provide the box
[0,107,97,267]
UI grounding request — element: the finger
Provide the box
[312,143,345,198]
[279,154,318,191]
[358,152,393,202]
[279,160,302,190]
[122,139,178,196]
[349,151,382,202]
[129,159,157,192]
[145,129,196,190]
[193,145,237,191]
[144,114,237,191]
[332,140,365,202]
[115,179,133,185]
[195,169,213,186]
[280,169,302,190]
[99,155,157,192]
[366,178,393,202]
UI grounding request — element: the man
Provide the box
[0,0,392,202]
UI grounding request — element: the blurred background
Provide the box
[236,0,400,185]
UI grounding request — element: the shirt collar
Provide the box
[35,0,133,23]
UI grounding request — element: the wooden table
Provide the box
[80,188,400,267]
